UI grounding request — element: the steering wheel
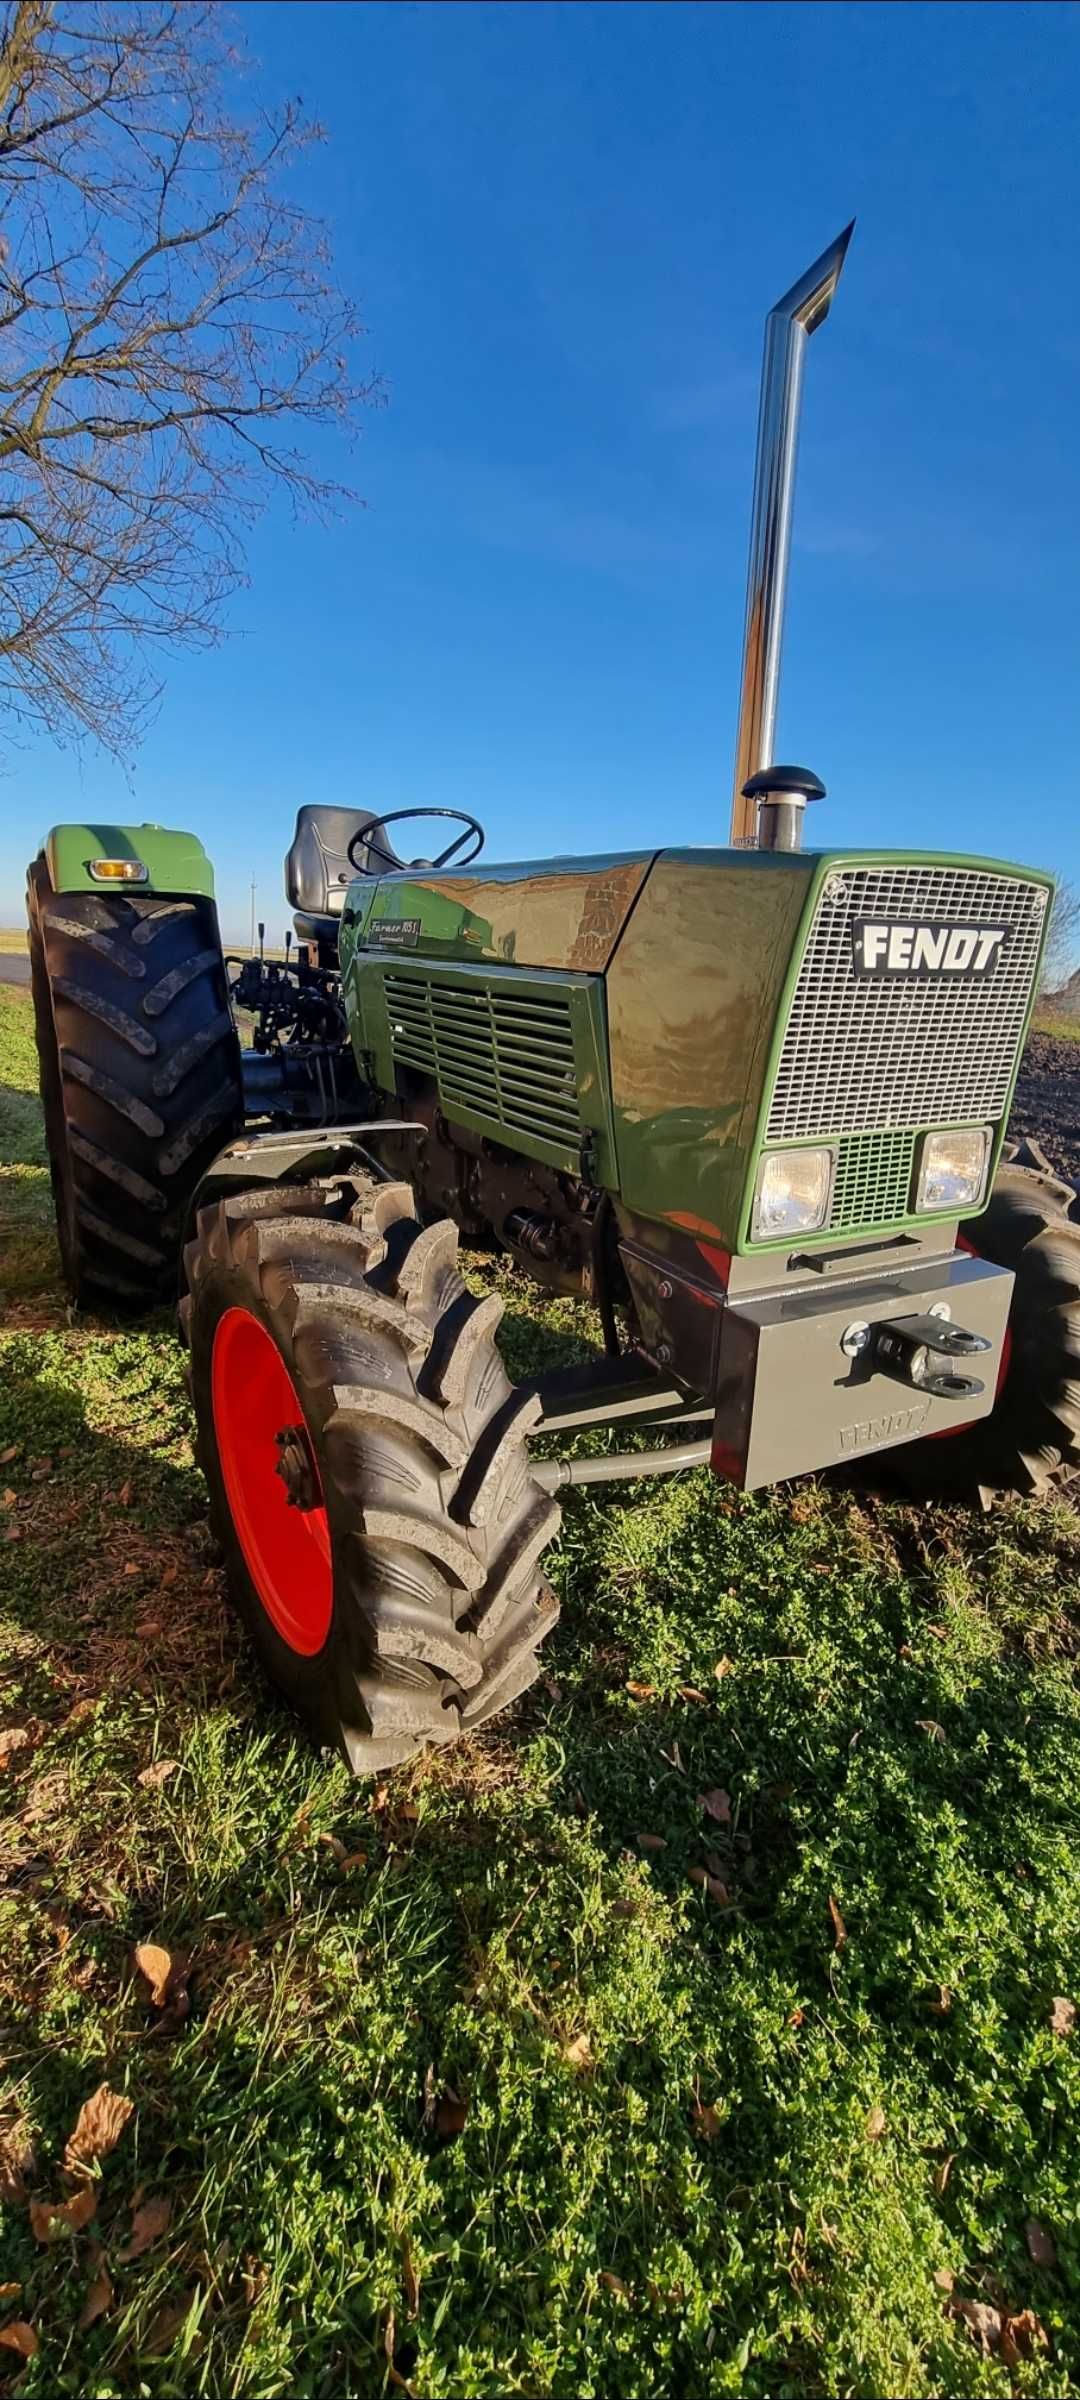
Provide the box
[347,807,485,876]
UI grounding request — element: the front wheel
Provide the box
[902,1141,1080,1498]
[182,1177,561,1772]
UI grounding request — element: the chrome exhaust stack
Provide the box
[730,223,854,849]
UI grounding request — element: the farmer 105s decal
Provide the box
[26,225,1080,1772]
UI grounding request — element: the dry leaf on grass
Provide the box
[928,1985,952,2015]
[432,2089,468,2142]
[78,2263,113,2330]
[698,1788,732,1825]
[625,1681,655,1702]
[0,2322,38,2360]
[687,1866,730,1904]
[933,2154,955,2197]
[1025,2217,1057,2268]
[64,2085,134,2177]
[133,1941,189,2021]
[121,2194,172,2261]
[0,2140,34,2204]
[1049,1995,1076,2037]
[599,2270,630,2298]
[865,2104,887,2141]
[29,2186,97,2242]
[933,2266,955,2293]
[1000,2307,1049,2366]
[143,2290,196,2357]
[678,1685,709,1703]
[951,2298,1002,2354]
[0,1445,20,1466]
[137,1759,179,1789]
[915,1719,946,1743]
[714,1657,734,1680]
[691,2096,723,2140]
[0,1727,32,1765]
[828,1895,847,1949]
[636,1832,667,1853]
[562,2032,594,2070]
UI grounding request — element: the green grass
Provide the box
[1032,1007,1080,1042]
[2,985,1079,2398]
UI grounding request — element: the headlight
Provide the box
[916,1127,991,1213]
[752,1147,833,1240]
[88,858,148,883]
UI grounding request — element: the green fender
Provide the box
[41,822,215,898]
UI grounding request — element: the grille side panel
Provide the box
[766,865,1047,1146]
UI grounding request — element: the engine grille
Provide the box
[384,972,581,1152]
[766,864,1046,1144]
[830,1129,916,1232]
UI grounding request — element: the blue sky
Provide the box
[3,0,1079,942]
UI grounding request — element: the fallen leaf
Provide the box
[828,1895,847,1949]
[0,2323,37,2360]
[691,2096,723,2140]
[0,1727,32,1762]
[1,1489,18,1510]
[542,1677,563,1703]
[133,1940,189,2019]
[788,2007,805,2029]
[677,1685,709,1703]
[688,1866,730,1903]
[951,2297,1002,2354]
[1000,2306,1049,2366]
[341,1849,368,1872]
[29,2186,97,2242]
[61,1699,97,1733]
[137,1759,179,1789]
[1049,1995,1076,2037]
[0,2288,19,2304]
[625,1681,655,1702]
[714,1656,734,1680]
[926,1621,949,1640]
[562,2032,594,2070]
[316,1832,347,1862]
[401,2234,420,2316]
[78,2263,113,2330]
[928,1985,952,2015]
[143,2291,197,2357]
[916,1719,946,1742]
[933,2153,955,2196]
[121,2193,172,2260]
[698,1788,732,1826]
[0,1445,20,1466]
[636,1832,667,1853]
[933,2266,955,2293]
[432,2088,468,2141]
[30,1463,52,1483]
[865,2104,886,2141]
[64,2084,134,2176]
[1025,2216,1057,2268]
[0,2141,33,2205]
[599,2270,630,2298]
[117,1480,134,1507]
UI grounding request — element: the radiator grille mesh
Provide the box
[384,973,581,1152]
[829,1130,916,1232]
[766,865,1046,1143]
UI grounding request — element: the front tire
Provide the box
[183,1178,561,1772]
[903,1141,1080,1497]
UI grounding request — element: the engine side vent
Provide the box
[383,972,582,1156]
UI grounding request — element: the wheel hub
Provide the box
[274,1423,319,1511]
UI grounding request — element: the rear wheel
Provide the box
[903,1141,1080,1497]
[183,1178,561,1772]
[26,861,243,1309]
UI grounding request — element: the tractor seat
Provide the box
[284,804,401,950]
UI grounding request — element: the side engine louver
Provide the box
[383,972,582,1158]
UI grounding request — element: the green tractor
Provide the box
[25,227,1080,1772]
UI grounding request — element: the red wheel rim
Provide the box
[211,1306,332,1655]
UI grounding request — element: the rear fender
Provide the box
[42,823,214,898]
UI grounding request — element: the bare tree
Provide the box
[0,0,377,756]
[1042,879,1080,998]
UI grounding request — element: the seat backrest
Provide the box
[284,806,399,916]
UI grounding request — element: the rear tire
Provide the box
[902,1141,1080,1497]
[183,1178,561,1772]
[26,861,243,1309]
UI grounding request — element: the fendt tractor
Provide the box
[26,227,1080,1771]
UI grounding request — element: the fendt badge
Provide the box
[852,920,1010,979]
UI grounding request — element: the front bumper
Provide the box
[712,1250,1012,1488]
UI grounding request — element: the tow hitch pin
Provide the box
[867,1313,990,1400]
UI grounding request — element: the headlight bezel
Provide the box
[914,1124,992,1216]
[751,1145,835,1243]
